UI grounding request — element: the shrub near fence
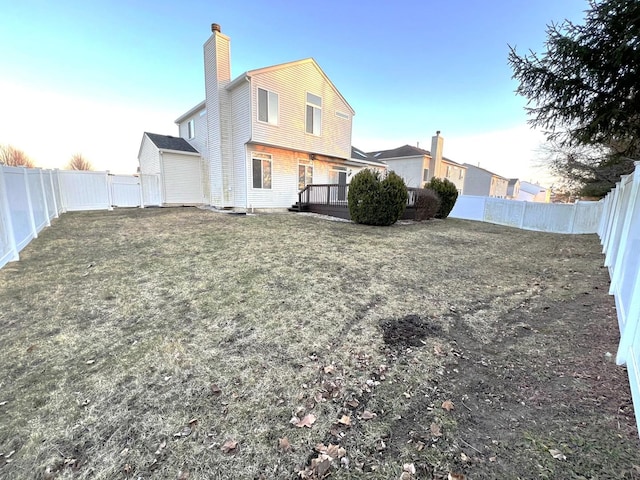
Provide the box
[0,165,162,270]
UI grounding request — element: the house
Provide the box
[518,181,551,203]
[138,23,384,210]
[507,178,520,199]
[368,132,467,193]
[462,164,509,198]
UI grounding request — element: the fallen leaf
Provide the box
[154,440,167,455]
[323,365,336,374]
[221,439,238,453]
[549,448,566,460]
[403,463,416,474]
[489,456,497,462]
[278,437,291,452]
[210,384,222,395]
[460,452,471,462]
[294,413,317,428]
[361,410,376,420]
[430,422,442,437]
[188,418,198,427]
[448,473,466,480]
[346,398,359,408]
[442,400,455,411]
[177,469,189,480]
[315,458,331,477]
[433,344,447,356]
[338,415,352,426]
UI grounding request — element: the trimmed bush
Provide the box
[424,177,459,219]
[348,170,408,226]
[413,188,441,221]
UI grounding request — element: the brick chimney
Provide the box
[204,23,233,206]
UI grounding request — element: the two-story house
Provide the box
[462,163,509,198]
[138,24,385,210]
[367,132,467,193]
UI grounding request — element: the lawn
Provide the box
[0,208,638,479]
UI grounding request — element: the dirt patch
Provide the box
[0,209,638,479]
[380,314,442,348]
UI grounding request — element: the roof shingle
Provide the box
[145,132,199,153]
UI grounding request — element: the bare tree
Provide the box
[0,144,36,168]
[66,153,93,171]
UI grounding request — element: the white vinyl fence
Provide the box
[598,161,640,433]
[450,195,603,234]
[0,166,161,269]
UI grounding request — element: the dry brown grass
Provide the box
[0,208,637,479]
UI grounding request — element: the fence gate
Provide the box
[109,175,142,207]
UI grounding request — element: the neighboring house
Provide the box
[518,181,551,203]
[462,164,509,198]
[139,23,384,210]
[507,178,520,199]
[368,132,467,193]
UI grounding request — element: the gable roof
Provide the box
[145,132,199,153]
[367,144,465,167]
[368,144,429,160]
[226,58,355,115]
[350,146,386,167]
[463,163,508,180]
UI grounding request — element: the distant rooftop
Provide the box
[145,132,199,153]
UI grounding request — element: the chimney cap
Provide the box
[436,130,441,136]
[211,23,221,33]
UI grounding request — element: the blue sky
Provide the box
[0,0,587,184]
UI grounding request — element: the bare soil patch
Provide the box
[0,208,637,479]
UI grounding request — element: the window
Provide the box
[459,169,464,180]
[423,168,429,181]
[257,88,278,125]
[187,119,195,139]
[446,166,452,178]
[305,92,322,135]
[252,153,272,189]
[298,163,313,190]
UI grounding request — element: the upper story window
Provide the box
[187,119,195,139]
[423,168,429,181]
[305,92,322,135]
[459,169,464,180]
[446,166,452,178]
[258,88,278,125]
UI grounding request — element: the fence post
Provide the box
[106,171,114,211]
[519,201,527,229]
[0,166,19,263]
[568,201,578,234]
[23,167,38,240]
[602,180,623,258]
[138,175,145,208]
[38,169,51,227]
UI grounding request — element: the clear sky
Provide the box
[0,0,588,186]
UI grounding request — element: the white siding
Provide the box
[204,31,231,206]
[161,153,204,204]
[178,105,208,156]
[250,61,352,160]
[138,134,161,175]
[230,81,251,208]
[463,165,492,196]
[382,156,426,188]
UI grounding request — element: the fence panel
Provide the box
[58,171,111,211]
[0,167,18,268]
[483,198,526,228]
[521,203,574,233]
[449,195,486,221]
[27,169,49,232]
[573,201,604,234]
[141,174,162,206]
[110,175,141,207]
[3,167,36,251]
